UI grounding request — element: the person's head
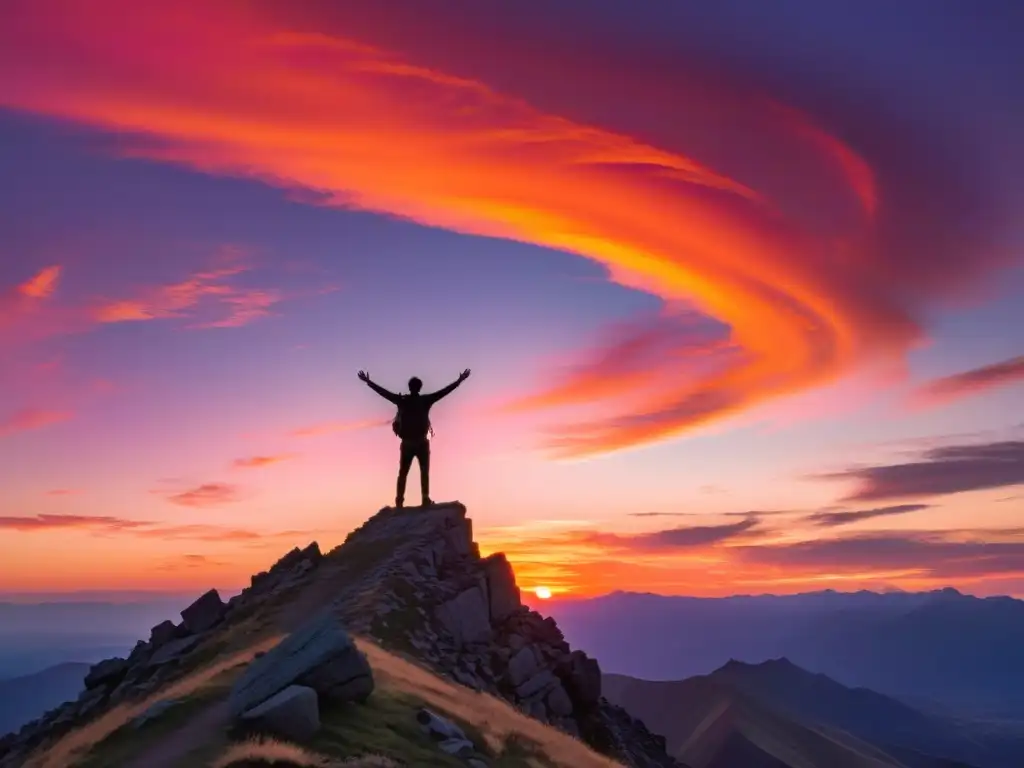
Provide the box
[408,376,423,394]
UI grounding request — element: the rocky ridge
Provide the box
[0,502,678,768]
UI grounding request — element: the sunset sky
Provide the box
[2,0,1023,599]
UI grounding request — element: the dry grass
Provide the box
[22,630,622,768]
[24,634,284,768]
[355,637,623,768]
[211,737,396,767]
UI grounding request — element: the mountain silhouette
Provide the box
[605,658,1024,768]
[0,663,89,738]
[545,589,1024,717]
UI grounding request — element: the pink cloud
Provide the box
[233,454,295,469]
[18,265,61,299]
[0,407,73,437]
[289,418,390,438]
[914,355,1024,407]
[92,251,281,329]
[0,514,302,542]
[165,482,240,508]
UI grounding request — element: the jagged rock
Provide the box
[76,686,108,717]
[229,611,371,717]
[149,619,177,648]
[240,685,320,742]
[507,646,541,687]
[1,504,679,768]
[275,542,322,573]
[444,519,473,557]
[84,657,128,689]
[517,669,558,699]
[128,639,152,665]
[148,634,203,666]
[181,588,226,633]
[557,650,601,709]
[482,553,521,623]
[546,683,574,717]
[436,585,491,646]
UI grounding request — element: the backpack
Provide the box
[392,410,433,439]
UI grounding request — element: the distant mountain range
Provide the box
[545,588,1024,719]
[0,597,196,678]
[0,663,89,737]
[604,658,1024,768]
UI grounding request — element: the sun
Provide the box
[534,586,552,600]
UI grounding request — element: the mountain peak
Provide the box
[0,502,680,768]
[718,657,801,674]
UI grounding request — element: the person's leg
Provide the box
[417,441,431,505]
[396,442,414,507]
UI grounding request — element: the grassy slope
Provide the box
[24,635,623,768]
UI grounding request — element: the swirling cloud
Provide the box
[0,1,1012,456]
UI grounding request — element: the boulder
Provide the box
[127,639,152,665]
[240,685,320,742]
[180,589,225,634]
[517,669,557,699]
[228,611,370,717]
[417,707,466,741]
[296,645,374,703]
[149,620,177,648]
[507,646,541,687]
[443,519,473,557]
[148,634,203,666]
[436,586,491,646]
[546,683,574,717]
[438,737,475,756]
[557,650,601,709]
[482,553,521,623]
[84,657,128,690]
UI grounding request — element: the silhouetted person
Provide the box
[358,369,471,508]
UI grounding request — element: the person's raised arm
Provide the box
[357,370,401,404]
[426,369,471,404]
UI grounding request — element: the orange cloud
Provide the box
[289,418,390,438]
[233,454,295,469]
[0,2,1006,456]
[18,265,61,299]
[1,266,64,339]
[165,482,240,508]
[914,355,1024,407]
[0,513,302,542]
[92,252,280,328]
[480,520,1024,598]
[0,407,73,437]
[155,553,230,571]
[0,514,145,532]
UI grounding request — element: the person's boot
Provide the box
[395,497,404,509]
[421,497,433,507]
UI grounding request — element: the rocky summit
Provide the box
[0,502,679,768]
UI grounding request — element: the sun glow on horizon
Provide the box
[534,586,553,600]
